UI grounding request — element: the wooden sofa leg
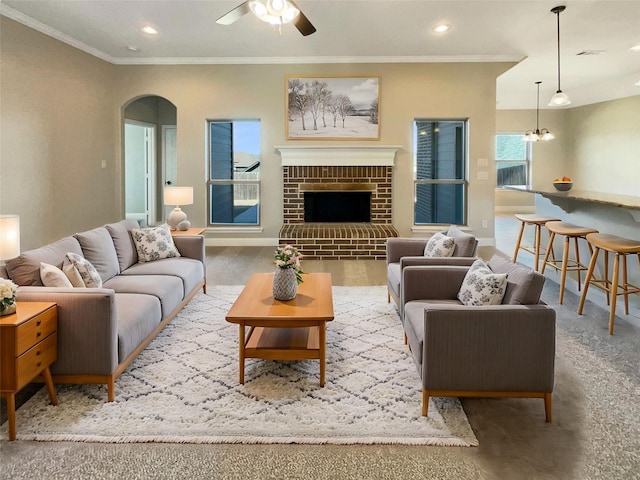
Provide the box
[544,392,552,423]
[107,377,115,402]
[404,332,408,345]
[387,289,390,303]
[422,389,429,416]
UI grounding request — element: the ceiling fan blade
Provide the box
[216,1,251,25]
[289,0,316,36]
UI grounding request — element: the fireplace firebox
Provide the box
[304,191,371,223]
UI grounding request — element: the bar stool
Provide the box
[512,214,560,271]
[578,233,640,335]
[541,221,599,304]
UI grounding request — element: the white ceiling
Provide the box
[2,0,639,109]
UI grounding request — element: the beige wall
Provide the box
[113,62,513,241]
[1,17,514,249]
[565,96,640,197]
[0,17,118,250]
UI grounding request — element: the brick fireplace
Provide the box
[277,146,400,260]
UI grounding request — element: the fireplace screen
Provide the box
[304,192,371,223]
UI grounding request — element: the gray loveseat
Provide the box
[401,255,556,421]
[3,219,206,401]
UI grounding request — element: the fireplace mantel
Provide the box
[276,145,401,166]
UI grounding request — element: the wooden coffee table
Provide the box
[225,272,334,386]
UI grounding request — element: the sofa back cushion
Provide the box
[105,219,140,271]
[5,236,83,286]
[447,225,478,257]
[75,227,120,282]
[488,254,545,305]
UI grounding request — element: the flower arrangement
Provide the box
[0,278,18,314]
[274,244,304,284]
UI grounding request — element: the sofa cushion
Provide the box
[106,219,140,271]
[447,225,478,257]
[423,232,455,257]
[40,262,73,288]
[488,255,545,305]
[457,259,508,306]
[387,262,402,298]
[121,258,204,298]
[75,227,120,282]
[5,236,83,286]
[103,274,183,318]
[64,252,103,288]
[114,293,162,363]
[131,224,181,263]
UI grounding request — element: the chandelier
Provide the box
[524,82,554,142]
[548,5,571,107]
[249,0,300,26]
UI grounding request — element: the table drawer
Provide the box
[16,332,57,391]
[16,307,57,356]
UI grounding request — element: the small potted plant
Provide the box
[273,244,304,300]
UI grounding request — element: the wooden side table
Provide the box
[170,227,205,236]
[0,302,58,441]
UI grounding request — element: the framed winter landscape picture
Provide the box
[286,75,380,140]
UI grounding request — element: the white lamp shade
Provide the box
[164,186,194,206]
[548,91,571,107]
[0,215,21,260]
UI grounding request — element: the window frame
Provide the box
[495,133,532,188]
[413,118,469,226]
[207,119,261,226]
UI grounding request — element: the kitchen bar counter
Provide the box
[506,186,640,210]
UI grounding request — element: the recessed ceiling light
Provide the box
[141,25,158,35]
[432,24,450,33]
[631,44,640,52]
[127,46,140,52]
[635,79,640,87]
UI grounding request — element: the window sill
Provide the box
[206,226,264,234]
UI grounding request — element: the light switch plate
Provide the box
[477,158,488,167]
[477,171,489,180]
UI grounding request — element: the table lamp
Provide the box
[0,215,20,262]
[164,186,194,231]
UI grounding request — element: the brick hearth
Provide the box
[279,163,399,259]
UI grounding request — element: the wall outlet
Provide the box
[482,219,488,229]
[477,171,488,180]
[101,159,107,169]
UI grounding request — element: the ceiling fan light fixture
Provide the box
[249,0,299,25]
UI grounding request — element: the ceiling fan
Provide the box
[216,0,316,36]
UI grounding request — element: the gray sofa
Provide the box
[386,225,479,313]
[2,219,206,401]
[401,255,556,421]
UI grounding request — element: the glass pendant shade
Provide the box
[548,91,571,107]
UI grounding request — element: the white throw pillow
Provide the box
[63,252,103,288]
[40,262,73,288]
[131,223,181,263]
[457,259,508,306]
[423,232,455,257]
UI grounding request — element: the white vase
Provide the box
[0,300,16,316]
[273,268,297,301]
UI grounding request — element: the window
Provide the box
[413,120,467,225]
[208,120,260,225]
[496,134,531,187]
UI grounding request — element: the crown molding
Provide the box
[0,4,114,63]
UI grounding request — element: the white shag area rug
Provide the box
[3,285,478,446]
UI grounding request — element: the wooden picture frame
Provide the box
[286,75,380,140]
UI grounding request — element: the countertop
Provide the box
[505,186,640,210]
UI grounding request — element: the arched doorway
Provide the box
[123,95,177,226]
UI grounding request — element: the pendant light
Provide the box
[548,5,571,106]
[524,82,554,142]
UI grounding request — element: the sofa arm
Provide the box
[402,265,469,302]
[16,287,119,376]
[400,256,478,268]
[421,304,556,393]
[173,235,205,263]
[386,238,428,264]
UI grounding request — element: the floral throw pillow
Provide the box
[423,232,455,257]
[457,259,508,306]
[131,223,181,263]
[63,253,103,288]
